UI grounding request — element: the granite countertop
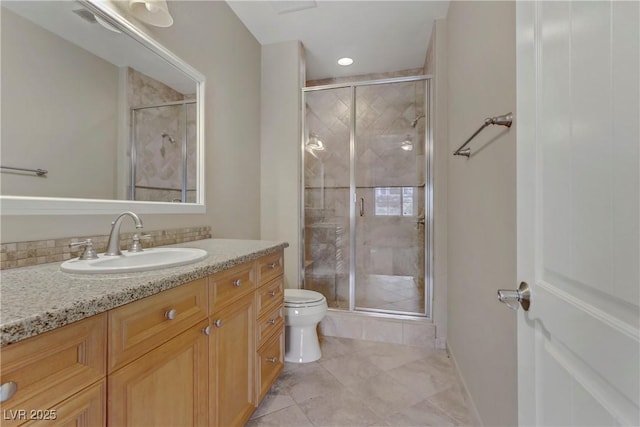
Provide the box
[0,238,288,347]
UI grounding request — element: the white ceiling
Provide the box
[226,1,450,81]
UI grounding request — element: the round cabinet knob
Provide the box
[268,262,277,269]
[268,318,276,325]
[268,290,276,297]
[202,326,211,336]
[0,381,18,403]
[165,309,178,320]
[266,357,277,363]
[214,319,223,328]
[232,279,242,287]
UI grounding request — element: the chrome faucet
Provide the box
[105,211,143,256]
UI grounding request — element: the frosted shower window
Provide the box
[374,187,416,216]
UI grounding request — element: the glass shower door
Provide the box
[131,102,197,203]
[354,80,427,315]
[302,87,352,309]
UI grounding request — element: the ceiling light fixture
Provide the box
[72,9,122,33]
[129,0,174,27]
[270,1,317,15]
[337,57,354,66]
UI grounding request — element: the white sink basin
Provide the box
[60,247,208,274]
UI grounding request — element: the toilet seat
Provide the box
[284,289,326,308]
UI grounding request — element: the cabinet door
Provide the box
[210,293,256,427]
[108,320,209,427]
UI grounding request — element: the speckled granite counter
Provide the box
[0,239,288,347]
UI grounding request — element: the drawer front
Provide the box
[209,261,256,313]
[0,314,106,427]
[22,380,106,427]
[257,332,284,402]
[256,276,284,318]
[256,251,284,286]
[257,305,284,348]
[108,279,207,372]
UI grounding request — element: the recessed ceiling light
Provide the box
[270,1,317,15]
[337,57,354,66]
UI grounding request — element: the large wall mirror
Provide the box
[0,0,205,214]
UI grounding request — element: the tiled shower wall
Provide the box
[304,69,427,313]
[128,68,197,202]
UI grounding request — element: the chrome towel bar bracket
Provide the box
[453,112,513,157]
[0,165,48,176]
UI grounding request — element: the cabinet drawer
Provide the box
[256,331,284,402]
[257,305,284,348]
[108,279,207,372]
[209,261,256,313]
[23,380,106,427]
[256,276,284,318]
[256,251,284,286]
[0,314,106,427]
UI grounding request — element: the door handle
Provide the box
[359,198,364,217]
[497,282,530,311]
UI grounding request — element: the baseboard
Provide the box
[447,342,484,426]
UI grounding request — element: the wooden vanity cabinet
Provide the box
[0,314,107,427]
[255,273,285,403]
[107,279,209,427]
[207,253,285,427]
[209,292,256,427]
[0,250,285,427]
[108,319,209,427]
[208,259,257,426]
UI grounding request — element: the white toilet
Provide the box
[284,288,328,363]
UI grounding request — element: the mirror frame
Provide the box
[0,0,206,215]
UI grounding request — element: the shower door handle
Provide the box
[359,198,364,217]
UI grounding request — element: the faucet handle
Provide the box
[129,234,151,253]
[69,239,98,260]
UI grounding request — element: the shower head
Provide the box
[410,115,426,128]
[161,133,176,143]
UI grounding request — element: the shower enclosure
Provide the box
[130,100,197,202]
[301,76,432,317]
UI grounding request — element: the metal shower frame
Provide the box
[300,74,434,320]
[130,99,196,203]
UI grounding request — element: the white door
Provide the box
[516,1,639,426]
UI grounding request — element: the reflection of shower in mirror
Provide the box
[160,132,176,157]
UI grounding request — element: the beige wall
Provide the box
[424,19,449,347]
[1,8,119,200]
[260,41,304,288]
[1,1,262,242]
[445,2,517,426]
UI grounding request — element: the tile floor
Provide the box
[247,336,473,427]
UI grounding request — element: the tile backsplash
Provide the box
[0,226,211,270]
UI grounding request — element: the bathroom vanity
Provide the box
[0,239,286,426]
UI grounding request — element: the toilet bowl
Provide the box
[284,289,328,363]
